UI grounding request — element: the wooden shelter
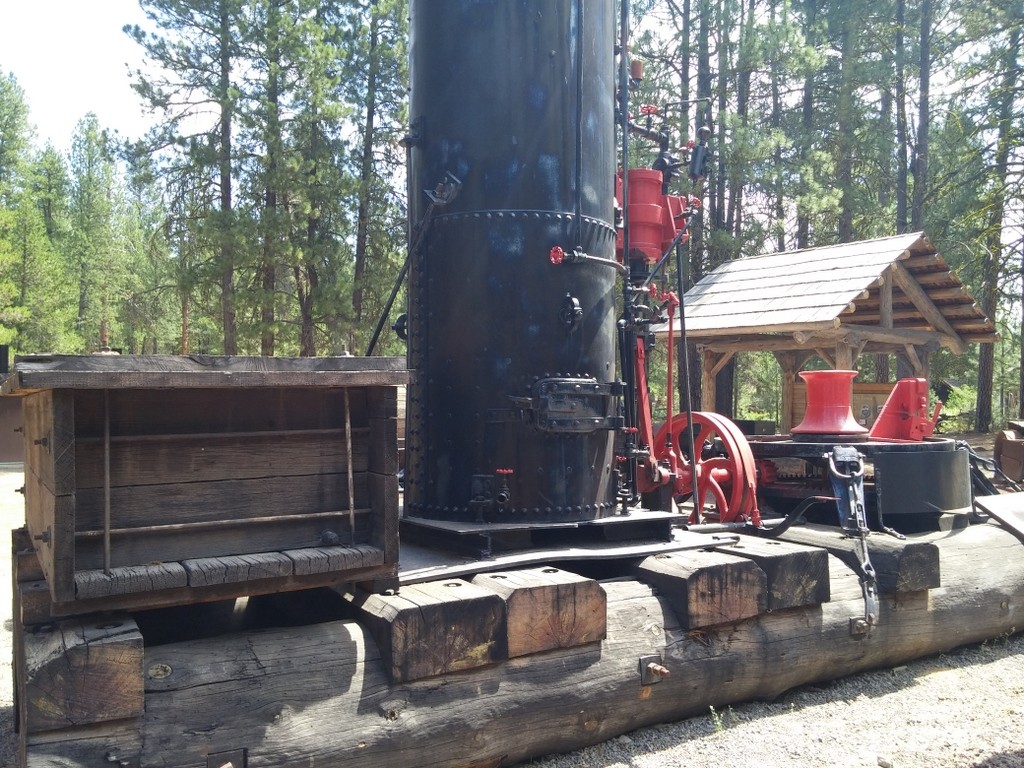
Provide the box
[654,232,997,429]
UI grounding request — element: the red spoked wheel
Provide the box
[651,411,760,525]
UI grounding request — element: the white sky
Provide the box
[0,0,153,151]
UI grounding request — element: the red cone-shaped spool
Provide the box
[791,369,869,435]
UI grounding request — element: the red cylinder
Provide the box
[621,169,666,264]
[791,370,869,436]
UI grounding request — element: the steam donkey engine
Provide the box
[394,0,977,559]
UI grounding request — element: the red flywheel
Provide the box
[651,411,761,526]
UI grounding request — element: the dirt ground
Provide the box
[2,432,1022,767]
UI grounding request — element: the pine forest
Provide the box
[0,0,1021,433]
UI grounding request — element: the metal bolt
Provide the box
[646,662,670,678]
[849,617,870,636]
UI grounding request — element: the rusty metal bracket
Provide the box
[638,654,670,685]
[208,749,247,768]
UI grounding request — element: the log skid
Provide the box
[16,521,1024,767]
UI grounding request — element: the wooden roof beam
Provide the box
[889,263,967,354]
[839,323,947,351]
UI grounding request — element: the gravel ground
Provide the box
[2,437,1024,768]
[520,634,1024,768]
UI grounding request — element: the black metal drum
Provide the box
[405,0,619,524]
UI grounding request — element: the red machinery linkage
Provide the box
[868,377,942,441]
[633,285,761,526]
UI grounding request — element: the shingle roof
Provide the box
[654,232,996,353]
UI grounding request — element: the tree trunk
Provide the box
[981,25,1021,432]
[895,0,909,234]
[218,0,237,356]
[261,0,282,358]
[836,8,854,243]
[796,0,816,249]
[352,8,382,350]
[770,0,785,253]
[910,0,930,231]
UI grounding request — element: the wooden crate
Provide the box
[4,354,406,611]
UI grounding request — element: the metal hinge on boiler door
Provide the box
[509,377,623,433]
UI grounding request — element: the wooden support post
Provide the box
[699,350,735,413]
[775,523,940,593]
[633,549,767,629]
[700,348,718,412]
[472,567,607,657]
[714,537,831,611]
[774,352,797,433]
[346,579,507,682]
[835,341,855,371]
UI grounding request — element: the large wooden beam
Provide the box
[20,616,144,734]
[345,579,507,683]
[775,524,940,594]
[634,549,767,628]
[879,275,893,329]
[714,536,831,611]
[98,524,1024,768]
[890,262,967,353]
[472,567,606,657]
[838,323,946,349]
[658,319,841,341]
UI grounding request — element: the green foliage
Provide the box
[935,383,978,434]
[0,0,1019,440]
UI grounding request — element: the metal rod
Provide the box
[365,254,410,356]
[574,0,585,247]
[617,0,638,504]
[674,224,699,506]
[344,388,356,543]
[103,389,112,575]
[75,509,372,538]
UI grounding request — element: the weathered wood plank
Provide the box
[75,430,369,489]
[368,416,398,474]
[17,578,54,627]
[368,471,399,564]
[29,560,395,622]
[285,543,385,576]
[74,564,189,600]
[182,552,294,587]
[74,514,370,570]
[13,527,45,583]
[73,387,370,439]
[51,390,76,602]
[347,579,507,683]
[24,721,142,768]
[634,548,767,629]
[4,354,407,394]
[472,567,606,657]
[715,536,831,610]
[73,472,369,531]
[21,616,144,733]
[775,523,940,593]
[366,386,399,419]
[975,493,1024,545]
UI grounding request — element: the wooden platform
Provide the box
[16,517,1024,767]
[4,354,405,610]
